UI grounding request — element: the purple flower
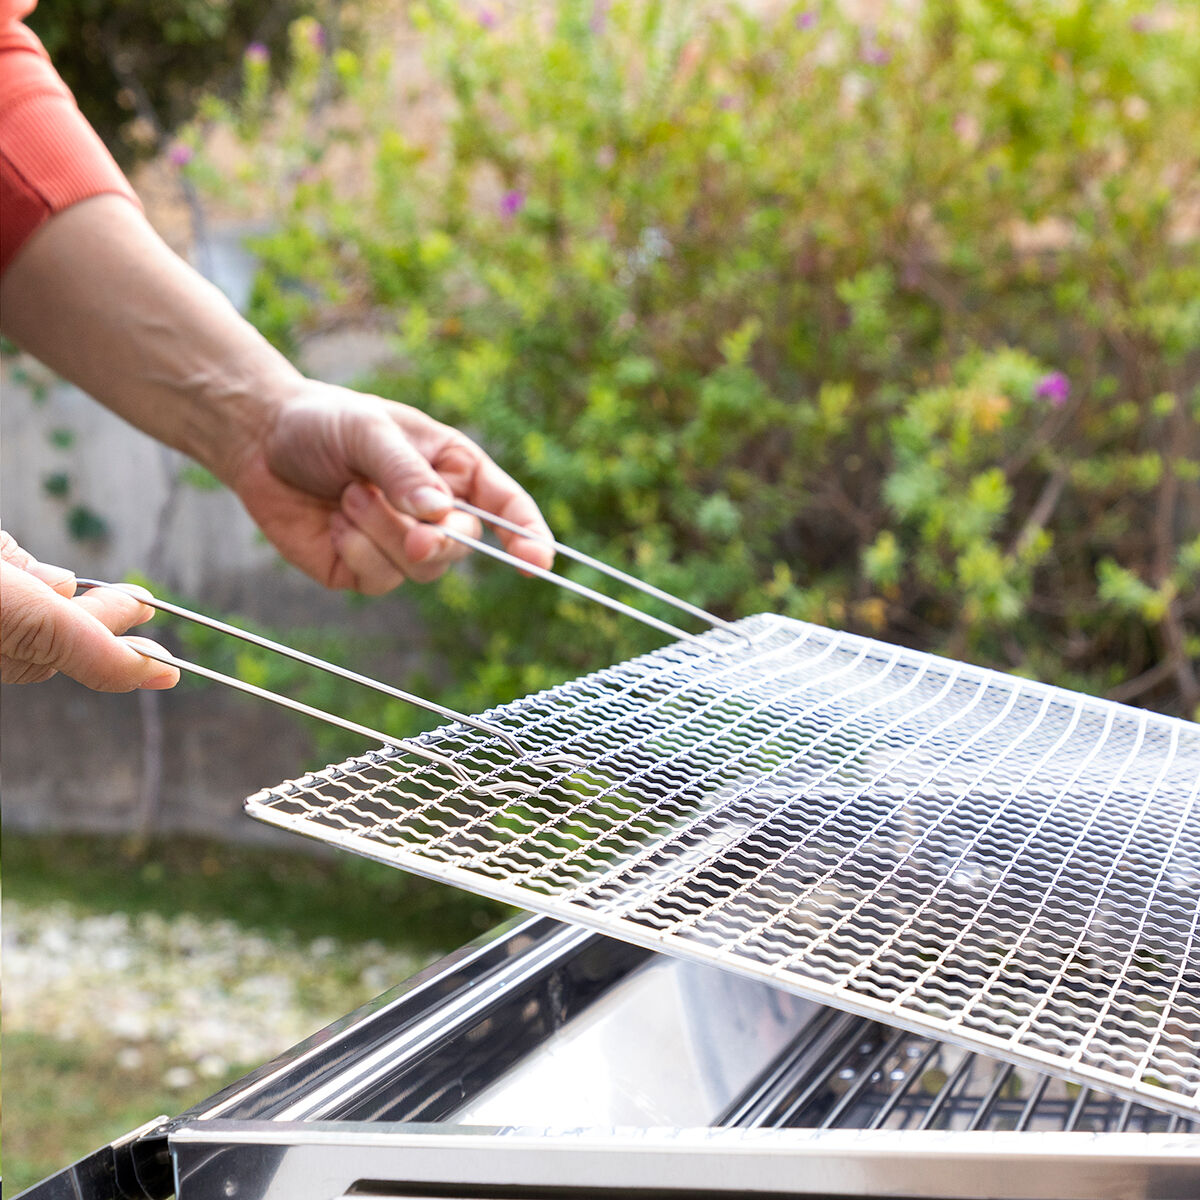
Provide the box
[1035,371,1071,407]
[500,189,525,218]
[308,22,326,49]
[168,142,194,167]
[244,41,269,65]
[590,0,610,35]
[717,93,736,111]
[477,7,498,29]
[861,44,891,66]
[795,10,817,30]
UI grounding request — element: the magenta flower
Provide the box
[244,41,269,65]
[500,189,525,218]
[1035,372,1071,407]
[477,8,498,29]
[795,10,817,30]
[167,142,194,167]
[308,22,326,49]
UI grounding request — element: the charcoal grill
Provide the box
[25,513,1200,1198]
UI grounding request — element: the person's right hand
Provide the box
[0,530,179,691]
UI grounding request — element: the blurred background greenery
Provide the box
[6,0,1199,1188]
[171,0,1198,728]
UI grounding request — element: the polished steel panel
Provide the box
[169,1122,1200,1200]
[451,955,819,1127]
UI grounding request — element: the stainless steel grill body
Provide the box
[246,614,1200,1119]
[25,916,1200,1200]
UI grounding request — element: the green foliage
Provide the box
[66,504,110,544]
[203,0,1198,721]
[4,832,509,955]
[26,0,319,162]
[178,463,223,492]
[41,471,71,499]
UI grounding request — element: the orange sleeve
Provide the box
[1,0,141,275]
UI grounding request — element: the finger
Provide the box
[25,559,78,598]
[121,636,181,690]
[0,561,177,691]
[341,482,473,584]
[73,585,156,630]
[343,413,454,521]
[455,455,555,571]
[329,511,407,596]
[0,527,35,568]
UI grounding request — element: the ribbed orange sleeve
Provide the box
[1,0,141,275]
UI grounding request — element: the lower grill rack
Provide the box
[721,1007,1196,1135]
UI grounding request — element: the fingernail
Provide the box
[140,669,179,690]
[408,486,451,518]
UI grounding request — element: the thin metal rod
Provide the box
[819,1027,909,1129]
[123,640,474,784]
[866,1039,942,1130]
[76,579,523,754]
[965,1061,1016,1132]
[1065,1085,1093,1131]
[916,1053,975,1131]
[1014,1073,1051,1132]
[431,526,704,645]
[454,499,745,639]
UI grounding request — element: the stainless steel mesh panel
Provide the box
[245,613,1200,1118]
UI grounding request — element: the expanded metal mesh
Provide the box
[245,614,1200,1118]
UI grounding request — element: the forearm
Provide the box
[0,195,302,482]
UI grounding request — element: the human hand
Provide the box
[0,530,180,690]
[226,381,555,595]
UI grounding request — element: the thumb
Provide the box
[0,561,177,691]
[344,414,453,520]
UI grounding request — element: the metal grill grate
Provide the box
[245,613,1200,1119]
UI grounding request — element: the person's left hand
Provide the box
[227,381,554,595]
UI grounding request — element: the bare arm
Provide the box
[1,195,552,689]
[1,196,552,589]
[1,195,286,477]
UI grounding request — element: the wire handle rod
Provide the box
[453,499,747,642]
[125,638,476,784]
[429,526,711,647]
[75,580,568,794]
[77,579,524,754]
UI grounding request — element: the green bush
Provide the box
[195,0,1199,727]
[27,0,318,162]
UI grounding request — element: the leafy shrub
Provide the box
[26,0,318,162]
[193,0,1199,727]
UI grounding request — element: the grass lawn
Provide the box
[3,832,515,1193]
[4,830,511,955]
[2,1031,251,1196]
